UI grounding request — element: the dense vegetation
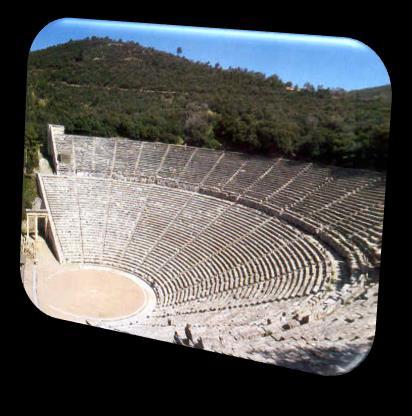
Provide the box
[349,85,392,103]
[22,175,37,217]
[25,37,391,172]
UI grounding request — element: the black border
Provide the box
[6,9,402,393]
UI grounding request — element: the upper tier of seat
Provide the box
[49,126,385,276]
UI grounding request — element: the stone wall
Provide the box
[36,173,64,263]
[47,124,64,173]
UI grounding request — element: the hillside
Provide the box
[25,37,391,170]
[349,85,391,103]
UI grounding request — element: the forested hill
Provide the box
[26,37,391,171]
[349,85,391,103]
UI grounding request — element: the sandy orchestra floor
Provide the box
[21,238,147,324]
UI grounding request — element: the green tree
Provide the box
[25,123,40,173]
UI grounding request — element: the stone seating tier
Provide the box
[40,175,337,308]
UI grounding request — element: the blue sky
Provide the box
[31,18,390,91]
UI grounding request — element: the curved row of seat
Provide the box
[43,126,383,372]
[98,278,377,375]
[52,130,385,277]
[40,175,336,309]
